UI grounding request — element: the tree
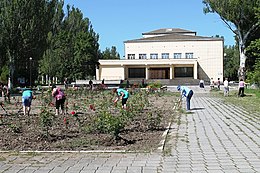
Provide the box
[0,0,62,87]
[203,0,260,80]
[39,5,100,82]
[101,46,120,59]
[224,45,240,81]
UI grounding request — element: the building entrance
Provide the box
[149,68,170,79]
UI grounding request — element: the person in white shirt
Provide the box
[223,78,229,96]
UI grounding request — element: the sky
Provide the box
[64,0,235,57]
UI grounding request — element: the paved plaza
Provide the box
[0,86,259,173]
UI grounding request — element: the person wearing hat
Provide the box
[177,85,193,111]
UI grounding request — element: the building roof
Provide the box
[124,32,223,43]
[142,28,196,35]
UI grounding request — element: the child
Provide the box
[113,88,129,109]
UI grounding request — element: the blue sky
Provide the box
[64,0,235,57]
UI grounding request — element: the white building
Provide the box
[96,28,224,82]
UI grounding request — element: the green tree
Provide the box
[39,5,100,82]
[0,0,62,87]
[203,0,260,80]
[101,46,120,59]
[224,45,240,81]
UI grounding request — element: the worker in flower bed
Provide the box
[52,85,66,115]
[22,88,35,116]
[113,88,129,109]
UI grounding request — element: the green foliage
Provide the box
[0,65,9,83]
[101,46,120,59]
[246,59,260,85]
[203,0,260,80]
[224,45,239,81]
[95,111,125,138]
[40,108,54,137]
[148,81,162,89]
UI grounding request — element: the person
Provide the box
[177,85,194,111]
[22,88,34,116]
[64,78,68,90]
[217,78,221,90]
[113,88,129,109]
[3,85,10,102]
[52,86,66,115]
[126,80,130,88]
[223,78,229,97]
[238,78,245,97]
[199,79,205,89]
[210,78,214,90]
[89,79,93,90]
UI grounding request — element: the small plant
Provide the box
[40,108,54,137]
[9,124,22,133]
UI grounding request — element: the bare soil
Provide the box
[0,91,179,152]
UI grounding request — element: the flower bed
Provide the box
[0,88,179,152]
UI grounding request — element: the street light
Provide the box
[29,57,32,87]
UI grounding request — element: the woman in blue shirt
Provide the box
[22,89,33,115]
[177,85,193,110]
[113,88,129,109]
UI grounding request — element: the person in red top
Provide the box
[238,79,245,97]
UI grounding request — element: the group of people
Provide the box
[7,76,247,117]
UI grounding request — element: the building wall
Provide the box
[97,66,125,80]
[124,40,223,82]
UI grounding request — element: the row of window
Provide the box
[127,53,194,60]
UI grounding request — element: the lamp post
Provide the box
[29,57,32,87]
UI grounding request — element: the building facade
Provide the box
[96,28,224,82]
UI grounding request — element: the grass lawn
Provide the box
[212,88,260,113]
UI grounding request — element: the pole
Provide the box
[29,57,32,87]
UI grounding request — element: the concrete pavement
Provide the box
[0,86,259,173]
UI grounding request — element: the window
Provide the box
[139,54,147,59]
[128,68,145,78]
[161,53,169,59]
[150,53,158,59]
[127,54,135,59]
[173,53,182,59]
[185,53,194,59]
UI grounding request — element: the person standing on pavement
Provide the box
[223,78,229,97]
[177,85,194,111]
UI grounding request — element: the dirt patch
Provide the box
[0,90,179,152]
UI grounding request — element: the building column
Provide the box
[96,68,100,80]
[122,65,126,80]
[170,65,173,79]
[145,66,149,80]
[194,61,198,79]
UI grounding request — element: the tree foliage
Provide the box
[224,45,240,81]
[0,0,114,86]
[101,46,120,59]
[203,0,260,80]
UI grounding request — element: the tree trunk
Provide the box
[238,41,247,81]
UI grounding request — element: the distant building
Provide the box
[96,28,224,82]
